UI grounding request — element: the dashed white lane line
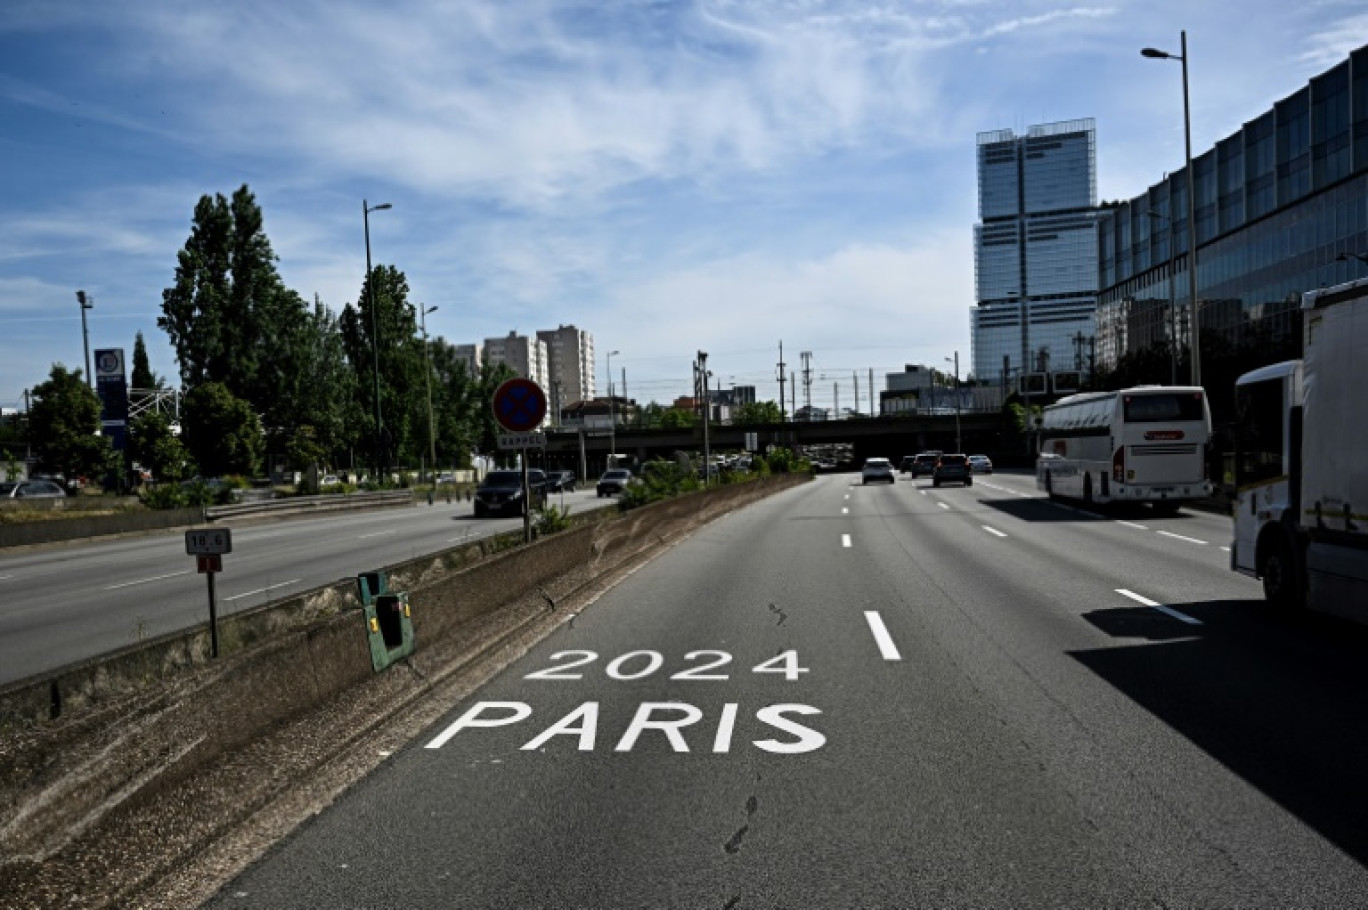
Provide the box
[1116,588,1203,625]
[864,611,902,661]
[358,530,396,540]
[842,507,849,515]
[105,570,192,590]
[841,534,852,548]
[937,502,950,510]
[1117,520,1149,530]
[982,526,1008,538]
[1219,546,1231,552]
[1157,530,1207,545]
[224,579,303,602]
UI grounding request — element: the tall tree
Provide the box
[339,265,425,470]
[181,382,264,477]
[130,332,165,390]
[28,364,113,483]
[733,400,784,424]
[128,410,190,482]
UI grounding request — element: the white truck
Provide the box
[1231,277,1368,615]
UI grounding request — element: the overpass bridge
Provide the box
[539,411,1026,474]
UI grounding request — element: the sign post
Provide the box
[491,379,548,543]
[186,529,232,657]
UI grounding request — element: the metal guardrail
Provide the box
[204,490,413,521]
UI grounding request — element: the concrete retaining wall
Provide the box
[0,474,810,880]
[0,507,206,549]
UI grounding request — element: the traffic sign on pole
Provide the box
[492,379,548,433]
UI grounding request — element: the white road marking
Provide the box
[863,611,902,661]
[1219,546,1231,552]
[841,507,849,515]
[1116,588,1203,625]
[105,570,192,590]
[1157,530,1207,545]
[841,534,852,548]
[937,502,950,510]
[0,574,14,581]
[982,526,1008,538]
[358,530,395,540]
[224,579,303,602]
[1117,520,1149,530]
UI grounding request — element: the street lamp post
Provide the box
[945,353,961,452]
[420,304,438,481]
[698,351,710,487]
[1143,31,1201,387]
[606,349,619,469]
[75,291,93,389]
[363,199,392,479]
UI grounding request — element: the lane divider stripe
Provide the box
[864,611,902,661]
[1116,588,1203,625]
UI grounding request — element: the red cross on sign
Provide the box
[492,378,548,433]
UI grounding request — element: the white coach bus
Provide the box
[1036,386,1213,514]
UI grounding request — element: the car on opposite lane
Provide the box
[596,469,635,497]
[545,470,577,493]
[0,479,67,499]
[473,469,546,518]
[932,454,972,487]
[861,457,895,484]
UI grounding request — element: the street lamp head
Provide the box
[1140,47,1171,59]
[368,202,393,212]
[424,304,439,315]
[76,290,91,308]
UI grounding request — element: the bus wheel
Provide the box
[1083,474,1094,505]
[1262,531,1305,610]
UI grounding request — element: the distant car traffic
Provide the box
[860,457,895,485]
[474,469,546,518]
[545,470,577,493]
[967,455,994,474]
[899,455,918,474]
[596,469,635,497]
[932,454,972,487]
[0,479,67,499]
[911,452,941,478]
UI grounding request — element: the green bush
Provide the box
[140,483,188,510]
[534,503,574,536]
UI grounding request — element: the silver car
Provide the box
[860,458,895,485]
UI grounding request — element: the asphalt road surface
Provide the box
[0,485,611,686]
[201,471,1368,908]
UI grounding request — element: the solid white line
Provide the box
[982,526,1008,538]
[1116,588,1203,625]
[1157,530,1207,545]
[105,570,192,590]
[841,534,852,548]
[863,611,902,660]
[224,579,303,602]
[1117,520,1149,530]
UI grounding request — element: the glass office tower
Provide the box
[1096,45,1368,377]
[972,119,1099,394]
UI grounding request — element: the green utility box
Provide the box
[356,571,416,672]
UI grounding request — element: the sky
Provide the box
[3,0,1367,416]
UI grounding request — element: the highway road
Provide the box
[0,485,613,686]
[201,470,1368,908]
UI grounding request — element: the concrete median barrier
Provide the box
[0,473,810,907]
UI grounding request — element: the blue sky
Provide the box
[3,1,1366,415]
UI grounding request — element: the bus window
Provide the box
[1122,392,1206,423]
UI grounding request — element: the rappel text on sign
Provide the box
[497,432,546,450]
[424,649,826,755]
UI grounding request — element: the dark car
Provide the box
[899,455,918,474]
[932,454,972,487]
[596,469,635,497]
[473,469,546,518]
[545,470,577,493]
[911,452,941,478]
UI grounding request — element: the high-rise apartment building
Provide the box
[482,331,550,390]
[536,325,596,414]
[971,119,1099,391]
[451,344,482,380]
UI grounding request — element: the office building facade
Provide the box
[1096,45,1368,379]
[972,119,1100,392]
